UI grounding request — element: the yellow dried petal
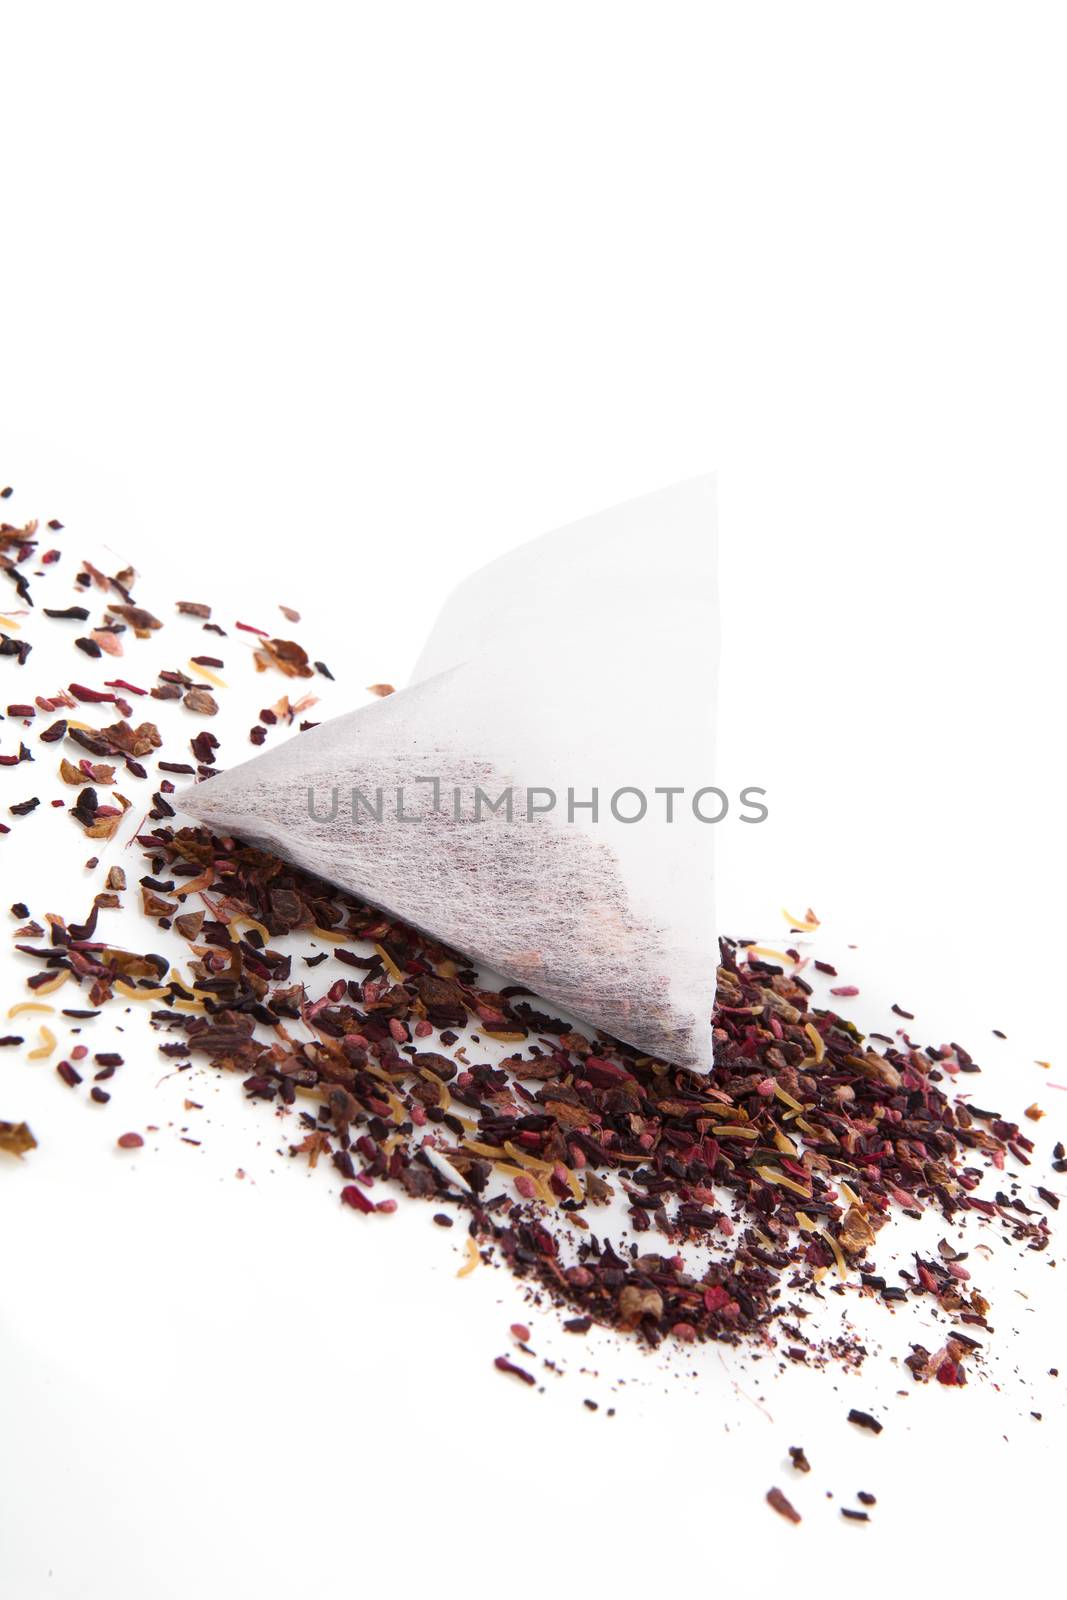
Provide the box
[456,1237,480,1277]
[27,1026,57,1060]
[772,1124,799,1158]
[188,661,228,688]
[782,907,820,929]
[804,1023,825,1064]
[374,943,405,983]
[816,1227,849,1280]
[755,1164,812,1198]
[773,1083,805,1112]
[464,1138,506,1158]
[504,1139,554,1172]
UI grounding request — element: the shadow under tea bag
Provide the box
[178,477,719,1069]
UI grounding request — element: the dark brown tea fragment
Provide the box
[847,1409,883,1434]
[494,1355,536,1386]
[766,1487,801,1524]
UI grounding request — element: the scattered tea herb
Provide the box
[2,484,1060,1482]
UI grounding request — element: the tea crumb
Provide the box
[766,1486,801,1524]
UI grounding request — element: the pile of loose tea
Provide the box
[1,485,1059,1392]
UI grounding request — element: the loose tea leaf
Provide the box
[183,688,218,716]
[0,1120,37,1157]
[766,1486,801,1524]
[494,1355,536,1385]
[253,637,312,678]
[847,1409,883,1434]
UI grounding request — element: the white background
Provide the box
[2,4,1065,1597]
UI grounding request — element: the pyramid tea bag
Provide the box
[178,477,719,1068]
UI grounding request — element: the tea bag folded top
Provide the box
[178,477,719,1069]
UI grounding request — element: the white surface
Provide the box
[2,4,1066,1597]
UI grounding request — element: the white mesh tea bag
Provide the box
[178,477,719,1069]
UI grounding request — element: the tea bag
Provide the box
[178,477,719,1069]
